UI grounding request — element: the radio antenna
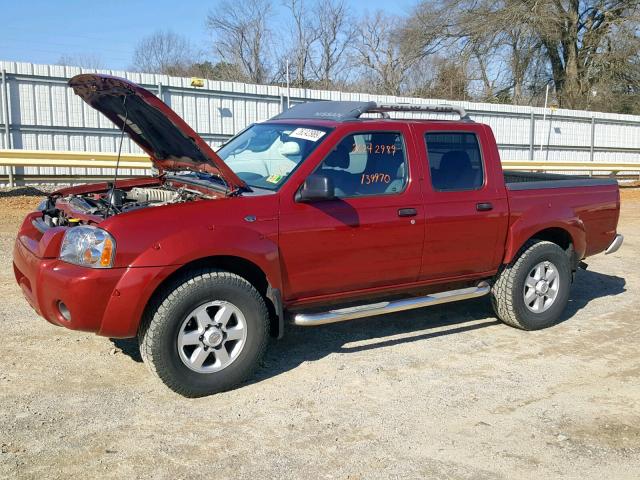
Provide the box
[108,95,128,212]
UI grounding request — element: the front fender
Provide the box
[504,203,586,264]
[102,196,282,287]
[97,223,282,338]
[131,223,281,289]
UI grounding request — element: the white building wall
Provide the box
[1,60,639,181]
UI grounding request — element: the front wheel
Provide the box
[491,240,571,330]
[139,269,269,397]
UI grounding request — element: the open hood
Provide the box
[69,74,246,192]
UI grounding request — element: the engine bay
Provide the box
[41,183,214,228]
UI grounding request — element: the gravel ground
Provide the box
[0,188,639,480]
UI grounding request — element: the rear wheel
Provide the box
[139,269,269,397]
[491,240,571,330]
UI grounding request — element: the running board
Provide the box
[293,282,491,326]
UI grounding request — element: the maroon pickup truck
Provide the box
[13,75,623,396]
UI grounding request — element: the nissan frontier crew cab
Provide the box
[13,74,623,397]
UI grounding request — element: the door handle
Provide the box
[476,202,493,212]
[398,208,417,217]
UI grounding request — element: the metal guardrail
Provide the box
[501,160,640,173]
[0,150,639,186]
[0,149,150,170]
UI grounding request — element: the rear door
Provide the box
[413,124,509,280]
[278,124,426,300]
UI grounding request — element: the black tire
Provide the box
[138,269,269,397]
[491,240,571,330]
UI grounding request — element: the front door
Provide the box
[278,127,425,301]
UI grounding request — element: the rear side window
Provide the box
[425,132,484,191]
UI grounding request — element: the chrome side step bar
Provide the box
[293,282,491,327]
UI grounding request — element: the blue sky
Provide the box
[1,0,415,70]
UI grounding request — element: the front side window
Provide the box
[314,132,407,197]
[425,132,484,191]
[217,124,331,190]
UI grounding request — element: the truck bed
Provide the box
[504,171,618,190]
[504,171,620,258]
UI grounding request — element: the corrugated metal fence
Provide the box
[1,60,639,183]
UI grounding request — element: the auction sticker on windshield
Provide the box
[266,174,284,184]
[289,128,326,142]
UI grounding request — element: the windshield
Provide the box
[216,123,331,190]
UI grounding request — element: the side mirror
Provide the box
[296,174,335,202]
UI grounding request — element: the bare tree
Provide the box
[464,31,504,100]
[426,0,640,109]
[582,26,640,113]
[282,0,319,87]
[188,61,249,82]
[121,0,637,114]
[206,0,273,84]
[131,30,197,75]
[404,55,470,100]
[504,27,542,104]
[429,57,470,100]
[354,12,425,95]
[408,0,542,103]
[57,54,104,69]
[525,0,640,108]
[463,1,543,103]
[311,0,354,89]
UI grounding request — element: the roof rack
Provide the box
[273,101,377,121]
[367,103,470,121]
[272,100,471,122]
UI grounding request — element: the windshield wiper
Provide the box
[166,171,230,192]
[170,170,226,185]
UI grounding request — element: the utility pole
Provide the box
[286,60,291,109]
[1,69,13,187]
[539,83,550,156]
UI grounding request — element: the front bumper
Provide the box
[605,234,624,255]
[13,237,172,338]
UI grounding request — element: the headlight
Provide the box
[59,226,116,268]
[37,198,48,211]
